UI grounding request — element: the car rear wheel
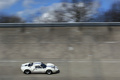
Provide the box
[24,70,31,74]
[46,70,52,75]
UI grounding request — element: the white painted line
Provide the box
[0,75,61,78]
[39,42,83,44]
[0,60,23,62]
[0,60,91,63]
[1,60,120,63]
[93,61,120,63]
[100,61,120,63]
[104,42,118,44]
[22,75,61,78]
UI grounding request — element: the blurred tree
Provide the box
[64,0,97,22]
[104,1,120,22]
[34,0,99,22]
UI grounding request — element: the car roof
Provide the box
[33,62,42,65]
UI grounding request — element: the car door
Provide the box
[33,66,45,73]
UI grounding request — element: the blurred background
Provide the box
[0,0,120,23]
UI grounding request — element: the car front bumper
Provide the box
[56,70,60,73]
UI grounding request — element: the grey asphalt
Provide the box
[0,59,120,80]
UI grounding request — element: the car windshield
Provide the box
[28,62,33,66]
[41,62,46,68]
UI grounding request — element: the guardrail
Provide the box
[0,22,119,28]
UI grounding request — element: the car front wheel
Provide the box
[46,70,52,75]
[24,70,31,74]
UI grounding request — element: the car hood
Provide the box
[46,63,55,67]
[22,63,29,66]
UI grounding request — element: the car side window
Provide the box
[35,66,41,68]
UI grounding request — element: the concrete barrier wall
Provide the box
[0,27,119,60]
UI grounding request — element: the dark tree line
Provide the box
[104,1,120,22]
[0,14,25,23]
[94,1,120,22]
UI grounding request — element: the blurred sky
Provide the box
[0,0,60,15]
[0,0,117,18]
[100,0,117,11]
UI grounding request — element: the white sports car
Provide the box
[21,62,60,75]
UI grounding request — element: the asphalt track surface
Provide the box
[0,59,120,80]
[0,60,98,80]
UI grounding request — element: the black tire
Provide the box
[24,70,31,74]
[46,70,52,75]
